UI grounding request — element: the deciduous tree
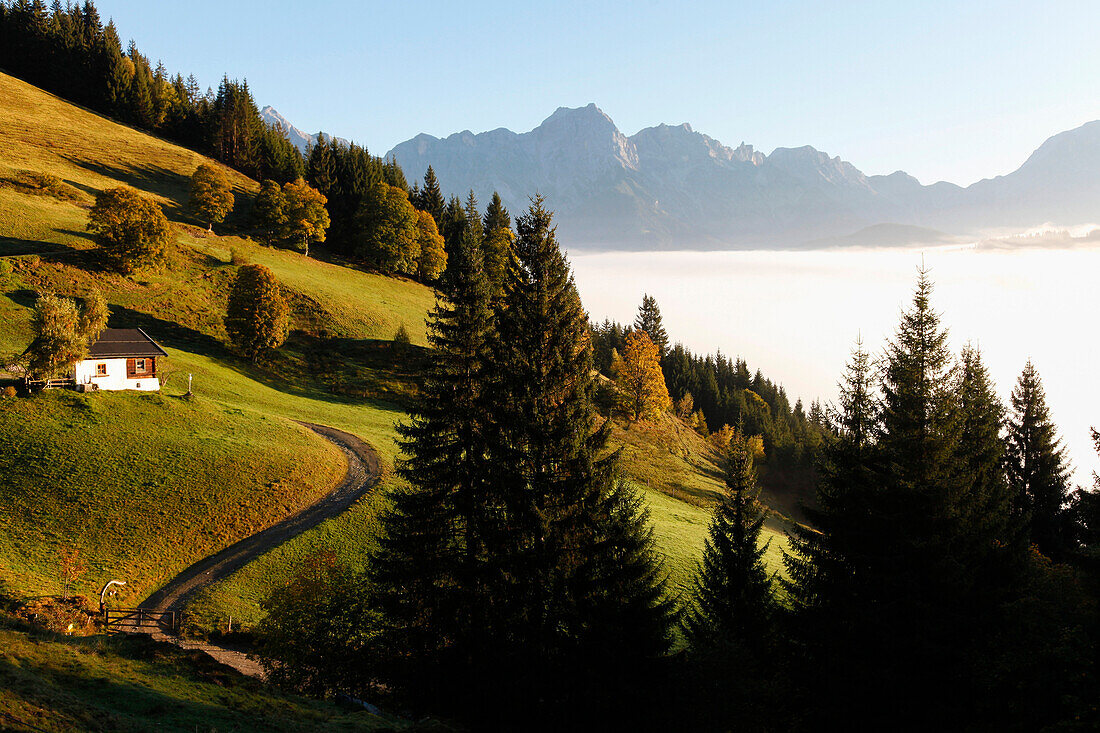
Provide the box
[414,208,446,281]
[251,179,287,242]
[188,163,234,232]
[87,185,172,274]
[27,288,110,378]
[225,264,289,360]
[256,552,377,697]
[281,178,329,256]
[353,181,419,274]
[615,330,671,421]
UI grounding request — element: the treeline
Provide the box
[592,309,828,467]
[0,0,304,182]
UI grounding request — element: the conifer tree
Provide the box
[955,344,1025,587]
[633,293,669,356]
[480,191,515,301]
[783,337,878,620]
[864,269,970,714]
[1006,360,1072,558]
[417,165,445,227]
[684,430,774,648]
[482,191,511,235]
[369,217,497,716]
[484,197,672,726]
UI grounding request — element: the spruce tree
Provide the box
[480,191,514,301]
[684,430,774,648]
[368,215,497,716]
[418,165,445,227]
[482,191,511,235]
[1006,360,1072,558]
[782,337,879,620]
[869,269,969,715]
[955,344,1025,589]
[633,293,669,356]
[485,197,672,727]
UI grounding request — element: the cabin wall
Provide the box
[74,357,160,392]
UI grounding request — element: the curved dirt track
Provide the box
[140,422,380,615]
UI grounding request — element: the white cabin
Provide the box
[74,328,167,392]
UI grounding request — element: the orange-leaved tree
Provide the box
[615,330,671,421]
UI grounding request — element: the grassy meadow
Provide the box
[0,69,789,639]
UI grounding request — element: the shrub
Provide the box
[229,246,249,266]
[2,385,16,398]
[15,596,100,635]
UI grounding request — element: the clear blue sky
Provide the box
[94,0,1100,186]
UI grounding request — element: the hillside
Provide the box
[0,69,788,641]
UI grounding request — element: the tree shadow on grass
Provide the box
[107,305,418,414]
[0,236,78,257]
[63,157,191,219]
[53,228,96,244]
[63,158,256,229]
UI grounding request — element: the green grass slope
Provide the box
[0,390,344,605]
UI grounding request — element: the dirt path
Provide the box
[134,422,381,676]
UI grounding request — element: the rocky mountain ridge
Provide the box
[269,103,1100,249]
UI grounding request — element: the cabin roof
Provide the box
[86,328,168,359]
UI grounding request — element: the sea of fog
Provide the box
[569,242,1100,485]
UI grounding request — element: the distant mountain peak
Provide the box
[259,106,348,153]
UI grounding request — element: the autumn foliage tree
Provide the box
[414,209,446,281]
[28,289,110,378]
[281,178,329,256]
[87,186,172,273]
[252,179,286,238]
[615,330,671,420]
[188,163,234,232]
[225,264,289,360]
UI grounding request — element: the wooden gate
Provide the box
[104,608,178,633]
